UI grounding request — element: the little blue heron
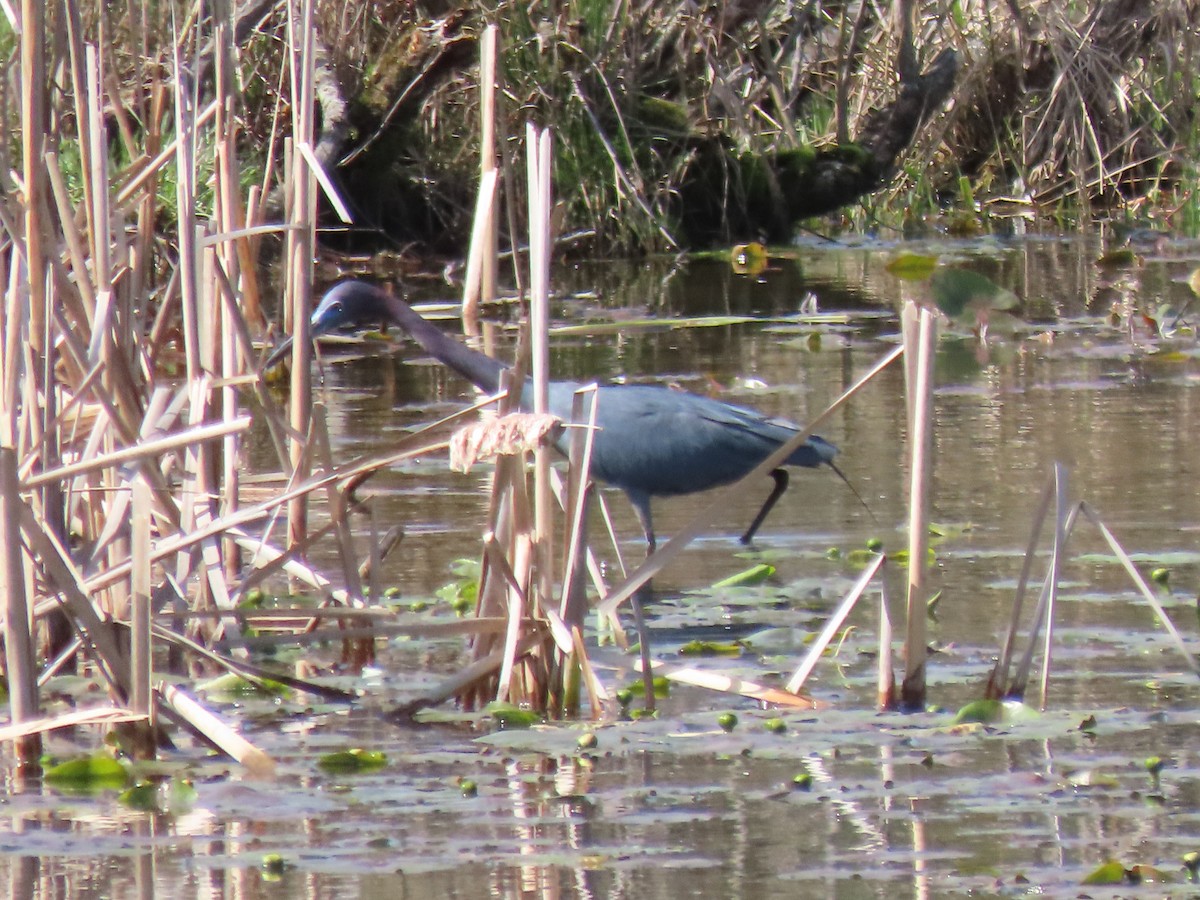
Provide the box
[266,280,843,550]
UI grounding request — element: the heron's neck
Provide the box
[380,295,507,394]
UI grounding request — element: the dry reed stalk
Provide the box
[310,403,374,667]
[900,302,936,710]
[463,23,500,334]
[311,404,366,605]
[170,31,211,628]
[24,418,251,490]
[480,24,499,307]
[1010,499,1080,702]
[114,100,219,210]
[0,707,147,744]
[598,344,905,620]
[81,431,451,599]
[877,564,897,710]
[570,624,607,718]
[157,683,275,777]
[129,475,152,719]
[494,531,532,701]
[1038,463,1070,709]
[555,387,601,714]
[463,169,499,337]
[127,474,155,758]
[1079,504,1198,675]
[527,124,554,609]
[403,626,552,715]
[18,504,130,695]
[985,474,1055,699]
[787,553,886,694]
[464,372,524,707]
[213,1,242,584]
[559,386,599,630]
[548,467,621,641]
[6,0,46,763]
[285,0,318,551]
[589,650,819,709]
[0,447,38,763]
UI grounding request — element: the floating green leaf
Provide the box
[198,672,290,699]
[712,564,775,588]
[1081,861,1127,885]
[624,676,670,699]
[485,702,542,728]
[119,778,198,814]
[678,640,744,657]
[951,699,1005,725]
[929,521,974,538]
[44,755,130,791]
[317,748,388,774]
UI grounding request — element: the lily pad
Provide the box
[317,748,389,774]
[44,755,130,791]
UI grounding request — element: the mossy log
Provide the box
[678,49,959,244]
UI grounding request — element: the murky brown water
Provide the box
[6,233,1200,897]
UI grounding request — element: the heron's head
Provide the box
[264,281,387,369]
[309,281,387,338]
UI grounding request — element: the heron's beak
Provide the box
[827,460,879,525]
[263,335,296,371]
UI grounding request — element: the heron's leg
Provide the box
[627,493,657,711]
[740,468,789,544]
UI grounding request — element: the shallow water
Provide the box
[6,233,1200,897]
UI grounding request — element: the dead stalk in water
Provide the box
[900,301,936,710]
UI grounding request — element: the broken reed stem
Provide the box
[900,302,936,710]
[1038,463,1070,710]
[591,649,818,709]
[157,683,275,778]
[1080,503,1200,675]
[787,552,885,694]
[986,473,1055,699]
[1010,498,1081,701]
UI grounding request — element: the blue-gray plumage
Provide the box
[266,280,840,550]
